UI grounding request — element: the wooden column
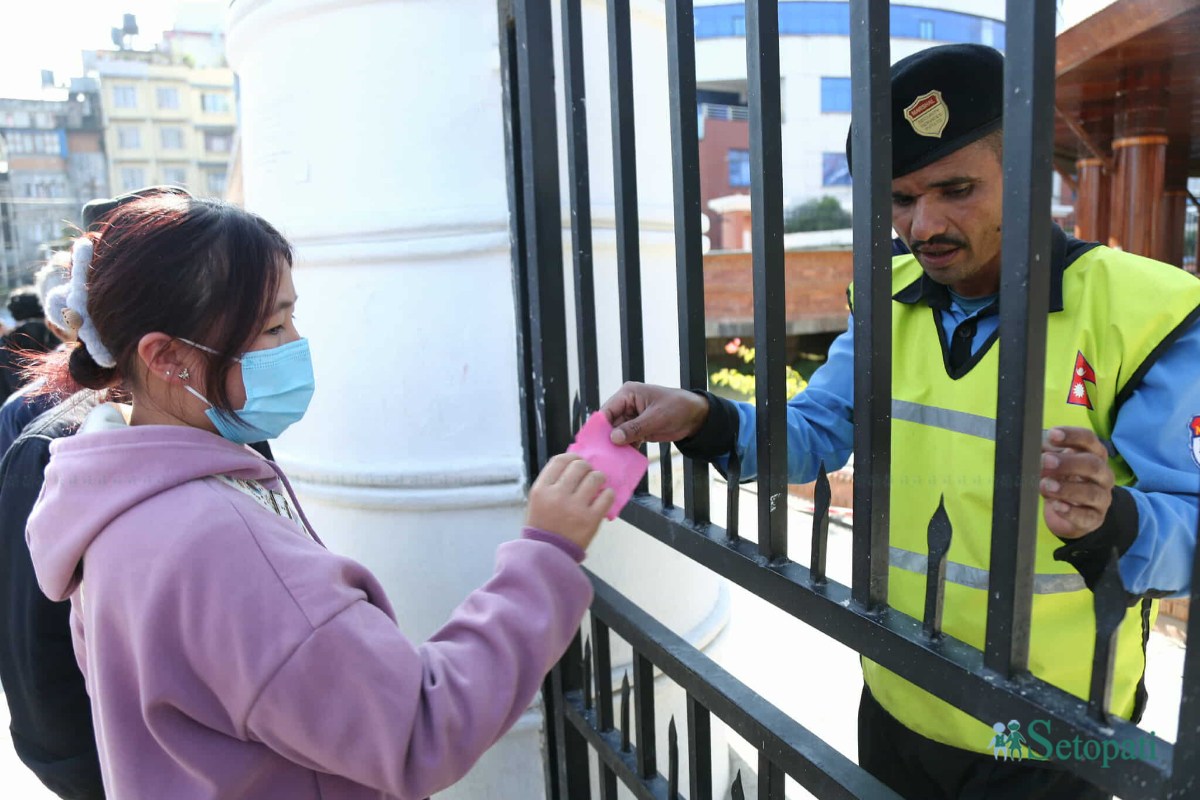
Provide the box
[1074,158,1110,243]
[1110,134,1168,257]
[1159,189,1188,268]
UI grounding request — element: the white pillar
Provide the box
[228,0,728,796]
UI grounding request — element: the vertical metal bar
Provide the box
[551,633,592,799]
[664,0,711,524]
[811,463,830,584]
[634,651,657,778]
[562,0,600,413]
[984,0,1057,677]
[1168,486,1200,799]
[726,452,741,540]
[746,0,787,562]
[513,0,572,465]
[592,617,618,800]
[583,637,594,711]
[687,693,713,800]
[668,717,679,798]
[607,0,645,385]
[923,497,951,638]
[757,751,785,800]
[497,0,539,485]
[660,442,674,508]
[1088,550,1127,720]
[848,0,892,612]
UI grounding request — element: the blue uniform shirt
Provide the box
[718,274,1200,596]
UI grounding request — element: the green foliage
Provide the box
[710,338,807,400]
[784,196,852,233]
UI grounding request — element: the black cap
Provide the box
[846,43,1004,179]
[81,185,192,230]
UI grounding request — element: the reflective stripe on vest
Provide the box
[892,399,1115,455]
[889,546,1087,593]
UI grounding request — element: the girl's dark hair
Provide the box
[32,194,292,413]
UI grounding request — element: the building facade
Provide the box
[86,48,236,200]
[694,0,1007,248]
[0,91,107,287]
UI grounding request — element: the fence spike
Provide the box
[1089,548,1128,721]
[811,461,831,584]
[620,671,631,752]
[731,769,745,800]
[923,495,953,638]
[583,637,593,711]
[668,716,679,798]
[661,442,674,508]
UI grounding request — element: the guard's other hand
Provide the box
[1039,426,1114,539]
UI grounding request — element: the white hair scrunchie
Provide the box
[63,238,117,368]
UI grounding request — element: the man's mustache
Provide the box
[912,236,968,254]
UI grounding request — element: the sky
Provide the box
[0,0,1122,101]
[0,1,220,100]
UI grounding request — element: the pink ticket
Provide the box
[567,413,649,520]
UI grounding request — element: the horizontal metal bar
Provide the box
[617,495,1173,799]
[588,570,902,800]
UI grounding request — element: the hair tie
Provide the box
[64,238,117,368]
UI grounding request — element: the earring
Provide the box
[178,368,190,381]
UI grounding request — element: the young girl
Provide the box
[26,193,613,799]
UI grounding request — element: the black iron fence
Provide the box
[498,1,1200,798]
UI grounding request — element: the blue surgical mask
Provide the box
[180,338,316,444]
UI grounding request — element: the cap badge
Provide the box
[904,90,949,138]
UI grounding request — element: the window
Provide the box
[117,126,141,149]
[919,19,935,40]
[822,152,852,187]
[728,149,751,188]
[206,171,228,196]
[820,77,851,113]
[204,131,232,153]
[160,127,185,150]
[162,166,188,185]
[156,87,181,109]
[5,131,61,155]
[113,85,137,109]
[120,167,146,192]
[201,92,230,113]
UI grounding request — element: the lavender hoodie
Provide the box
[26,407,592,800]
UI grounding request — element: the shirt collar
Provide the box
[893,224,1100,312]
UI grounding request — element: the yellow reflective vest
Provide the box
[857,241,1200,754]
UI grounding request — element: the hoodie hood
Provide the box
[28,405,279,602]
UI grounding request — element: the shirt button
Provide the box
[957,326,973,338]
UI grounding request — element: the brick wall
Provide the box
[704,249,853,336]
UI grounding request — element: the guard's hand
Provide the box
[600,382,709,447]
[527,454,614,551]
[1040,426,1114,539]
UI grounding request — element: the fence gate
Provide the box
[498,1,1200,797]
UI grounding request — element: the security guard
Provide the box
[600,44,1200,800]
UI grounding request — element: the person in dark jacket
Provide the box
[0,288,56,405]
[0,390,105,799]
[0,254,77,454]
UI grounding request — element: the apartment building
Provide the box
[87,48,236,199]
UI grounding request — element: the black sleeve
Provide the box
[0,439,106,799]
[1052,486,1140,594]
[675,391,741,462]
